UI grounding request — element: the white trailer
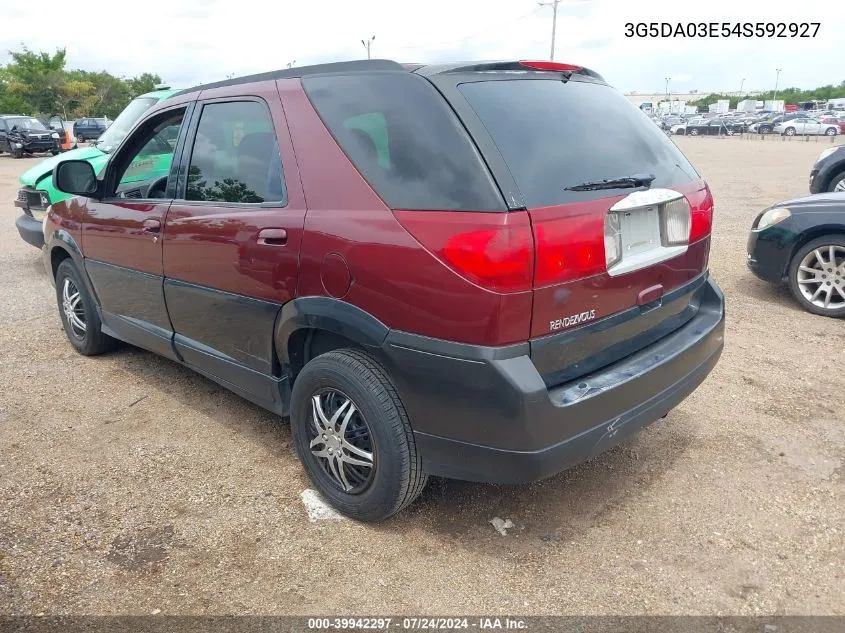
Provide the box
[764,100,785,112]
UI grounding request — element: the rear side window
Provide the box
[185,100,285,204]
[302,72,505,211]
[458,79,700,207]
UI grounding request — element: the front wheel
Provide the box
[787,236,845,318]
[290,349,428,522]
[55,259,116,355]
[75,133,84,143]
[827,171,845,193]
[689,128,698,136]
[784,127,796,136]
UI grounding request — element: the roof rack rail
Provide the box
[173,59,405,97]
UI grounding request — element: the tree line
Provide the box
[690,81,845,110]
[0,47,162,121]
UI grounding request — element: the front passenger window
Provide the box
[111,109,185,200]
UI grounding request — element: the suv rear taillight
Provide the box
[690,184,714,242]
[534,209,606,286]
[394,210,534,293]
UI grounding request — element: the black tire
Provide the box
[787,235,845,318]
[290,348,428,522]
[54,259,116,355]
[784,127,796,136]
[825,127,838,136]
[76,133,84,143]
[689,128,698,136]
[826,170,845,193]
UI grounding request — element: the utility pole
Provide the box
[773,68,782,103]
[665,76,670,109]
[538,0,561,61]
[739,78,745,97]
[361,35,375,60]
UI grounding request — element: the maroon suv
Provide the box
[43,59,725,521]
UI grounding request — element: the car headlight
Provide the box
[13,142,22,148]
[755,207,791,231]
[51,132,60,139]
[817,147,838,163]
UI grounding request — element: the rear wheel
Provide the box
[76,133,84,143]
[689,128,698,136]
[825,127,838,136]
[787,236,845,318]
[55,259,116,355]
[827,171,845,193]
[290,348,428,522]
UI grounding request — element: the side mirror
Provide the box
[53,160,99,197]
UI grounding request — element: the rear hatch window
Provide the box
[457,78,700,207]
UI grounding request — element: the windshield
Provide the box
[458,78,699,206]
[7,117,48,131]
[95,97,158,153]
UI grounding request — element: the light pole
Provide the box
[739,78,745,97]
[665,77,670,111]
[361,35,375,60]
[538,0,561,61]
[773,68,782,103]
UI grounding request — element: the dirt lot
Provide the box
[0,136,843,616]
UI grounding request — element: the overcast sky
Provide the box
[2,0,841,94]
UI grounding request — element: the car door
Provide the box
[804,118,821,134]
[80,102,194,360]
[162,86,306,406]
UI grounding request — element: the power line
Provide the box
[390,7,542,50]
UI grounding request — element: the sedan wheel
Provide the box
[826,127,837,136]
[784,128,796,136]
[689,128,698,136]
[832,174,845,192]
[788,237,845,318]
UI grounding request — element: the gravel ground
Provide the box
[0,136,843,616]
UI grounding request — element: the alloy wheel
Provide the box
[796,245,845,311]
[834,177,845,192]
[62,277,87,338]
[308,390,375,493]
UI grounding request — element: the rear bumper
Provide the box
[384,276,725,484]
[15,213,44,249]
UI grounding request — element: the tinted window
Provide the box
[458,79,700,207]
[302,72,505,211]
[185,100,285,204]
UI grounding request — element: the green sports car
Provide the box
[14,86,179,248]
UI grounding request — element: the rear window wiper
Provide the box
[564,173,656,192]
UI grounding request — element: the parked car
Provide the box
[674,118,741,136]
[750,113,808,134]
[43,59,724,521]
[809,145,845,193]
[14,87,178,249]
[747,192,845,317]
[776,118,839,136]
[820,117,845,135]
[0,115,62,157]
[73,117,110,142]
